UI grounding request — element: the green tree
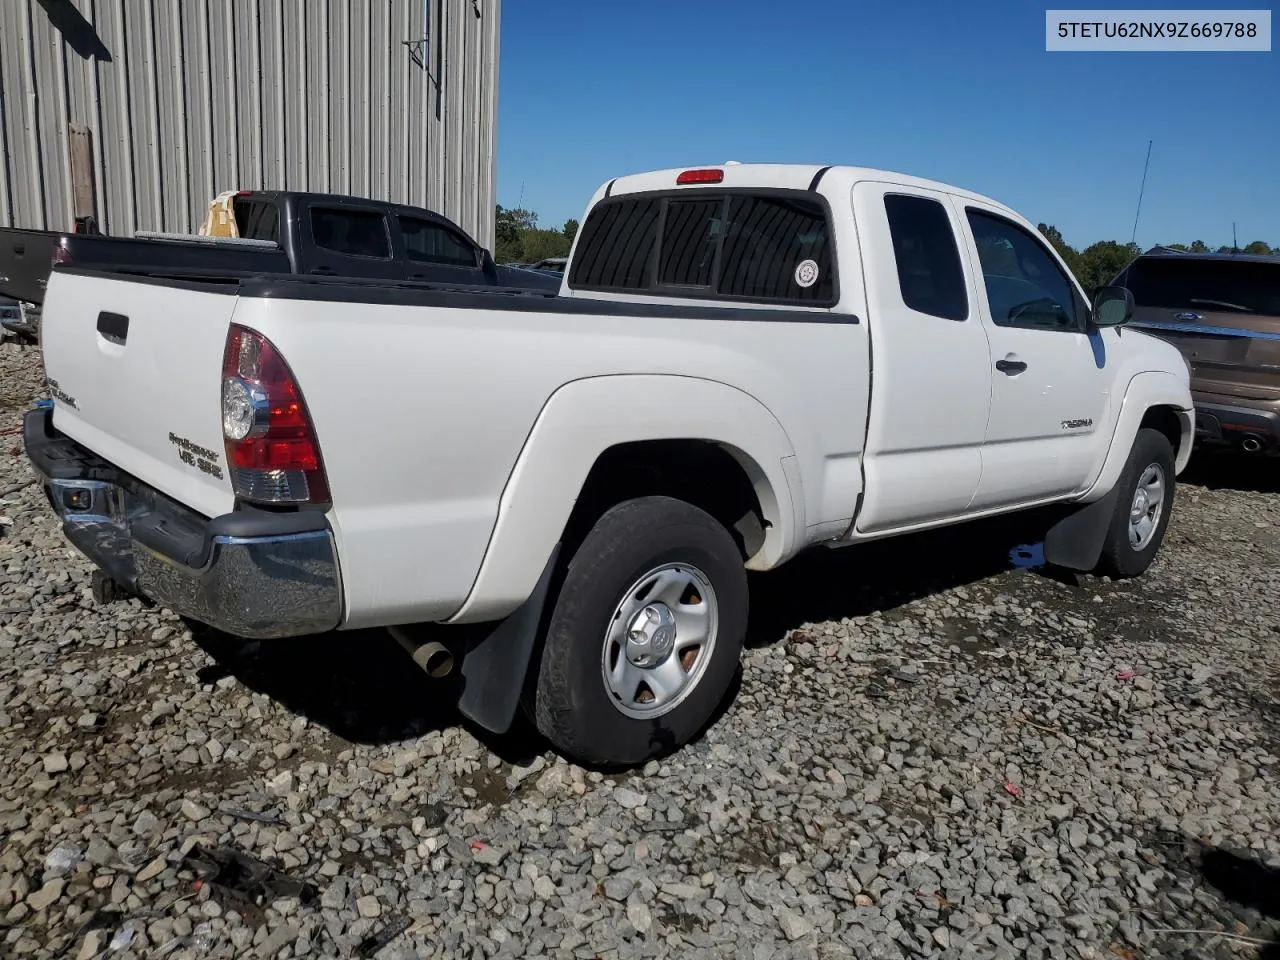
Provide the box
[1243,240,1272,255]
[495,205,537,242]
[520,229,572,262]
[562,219,579,242]
[494,205,538,263]
[495,235,523,264]
[1073,241,1141,297]
[1037,223,1066,248]
[1189,240,1209,253]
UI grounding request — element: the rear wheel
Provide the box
[531,496,747,768]
[1095,427,1176,579]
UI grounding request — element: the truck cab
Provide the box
[229,191,558,290]
[558,164,1193,539]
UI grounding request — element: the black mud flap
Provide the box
[455,544,561,734]
[1042,488,1118,572]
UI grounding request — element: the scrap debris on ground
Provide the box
[1,340,1277,959]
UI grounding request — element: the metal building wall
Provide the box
[0,0,499,249]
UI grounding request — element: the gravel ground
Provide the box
[1,340,1278,960]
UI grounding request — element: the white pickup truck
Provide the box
[26,163,1194,767]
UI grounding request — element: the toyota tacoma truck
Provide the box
[25,163,1194,767]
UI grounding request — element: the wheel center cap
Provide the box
[1131,489,1148,519]
[626,603,676,667]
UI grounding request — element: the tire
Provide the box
[532,496,748,768]
[1094,427,1176,579]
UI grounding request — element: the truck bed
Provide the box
[37,263,862,628]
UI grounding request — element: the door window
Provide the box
[399,216,479,268]
[967,210,1079,331]
[309,207,392,259]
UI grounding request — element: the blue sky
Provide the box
[496,1,1278,250]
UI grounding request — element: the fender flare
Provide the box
[1080,370,1194,504]
[447,374,801,626]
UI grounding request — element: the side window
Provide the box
[883,194,968,321]
[966,210,1079,331]
[719,195,833,303]
[232,199,280,242]
[567,197,659,291]
[309,207,391,259]
[399,216,478,267]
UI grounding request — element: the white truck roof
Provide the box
[601,162,1025,224]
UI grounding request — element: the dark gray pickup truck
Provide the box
[0,191,557,339]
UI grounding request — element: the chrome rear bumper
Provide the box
[24,407,343,639]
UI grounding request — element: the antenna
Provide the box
[517,181,525,208]
[1232,221,1238,253]
[1130,139,1153,245]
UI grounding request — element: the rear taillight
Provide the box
[221,324,330,505]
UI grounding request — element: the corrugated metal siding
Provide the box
[0,0,498,248]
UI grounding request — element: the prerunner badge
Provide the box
[794,259,819,288]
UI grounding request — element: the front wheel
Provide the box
[1095,427,1177,579]
[532,496,748,768]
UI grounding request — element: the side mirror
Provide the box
[1092,286,1134,327]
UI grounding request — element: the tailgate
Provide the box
[1121,254,1280,402]
[1131,307,1280,402]
[40,269,238,519]
[0,229,58,305]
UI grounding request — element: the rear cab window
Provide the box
[568,190,836,306]
[1118,257,1280,317]
[233,198,280,243]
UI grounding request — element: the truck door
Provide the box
[299,202,402,280]
[954,202,1112,507]
[851,182,993,533]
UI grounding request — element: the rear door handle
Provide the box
[995,358,1027,375]
[96,311,129,345]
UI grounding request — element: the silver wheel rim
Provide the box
[1128,462,1166,551]
[600,563,718,720]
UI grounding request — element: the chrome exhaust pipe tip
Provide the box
[414,641,455,679]
[1242,436,1263,453]
[387,626,455,679]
